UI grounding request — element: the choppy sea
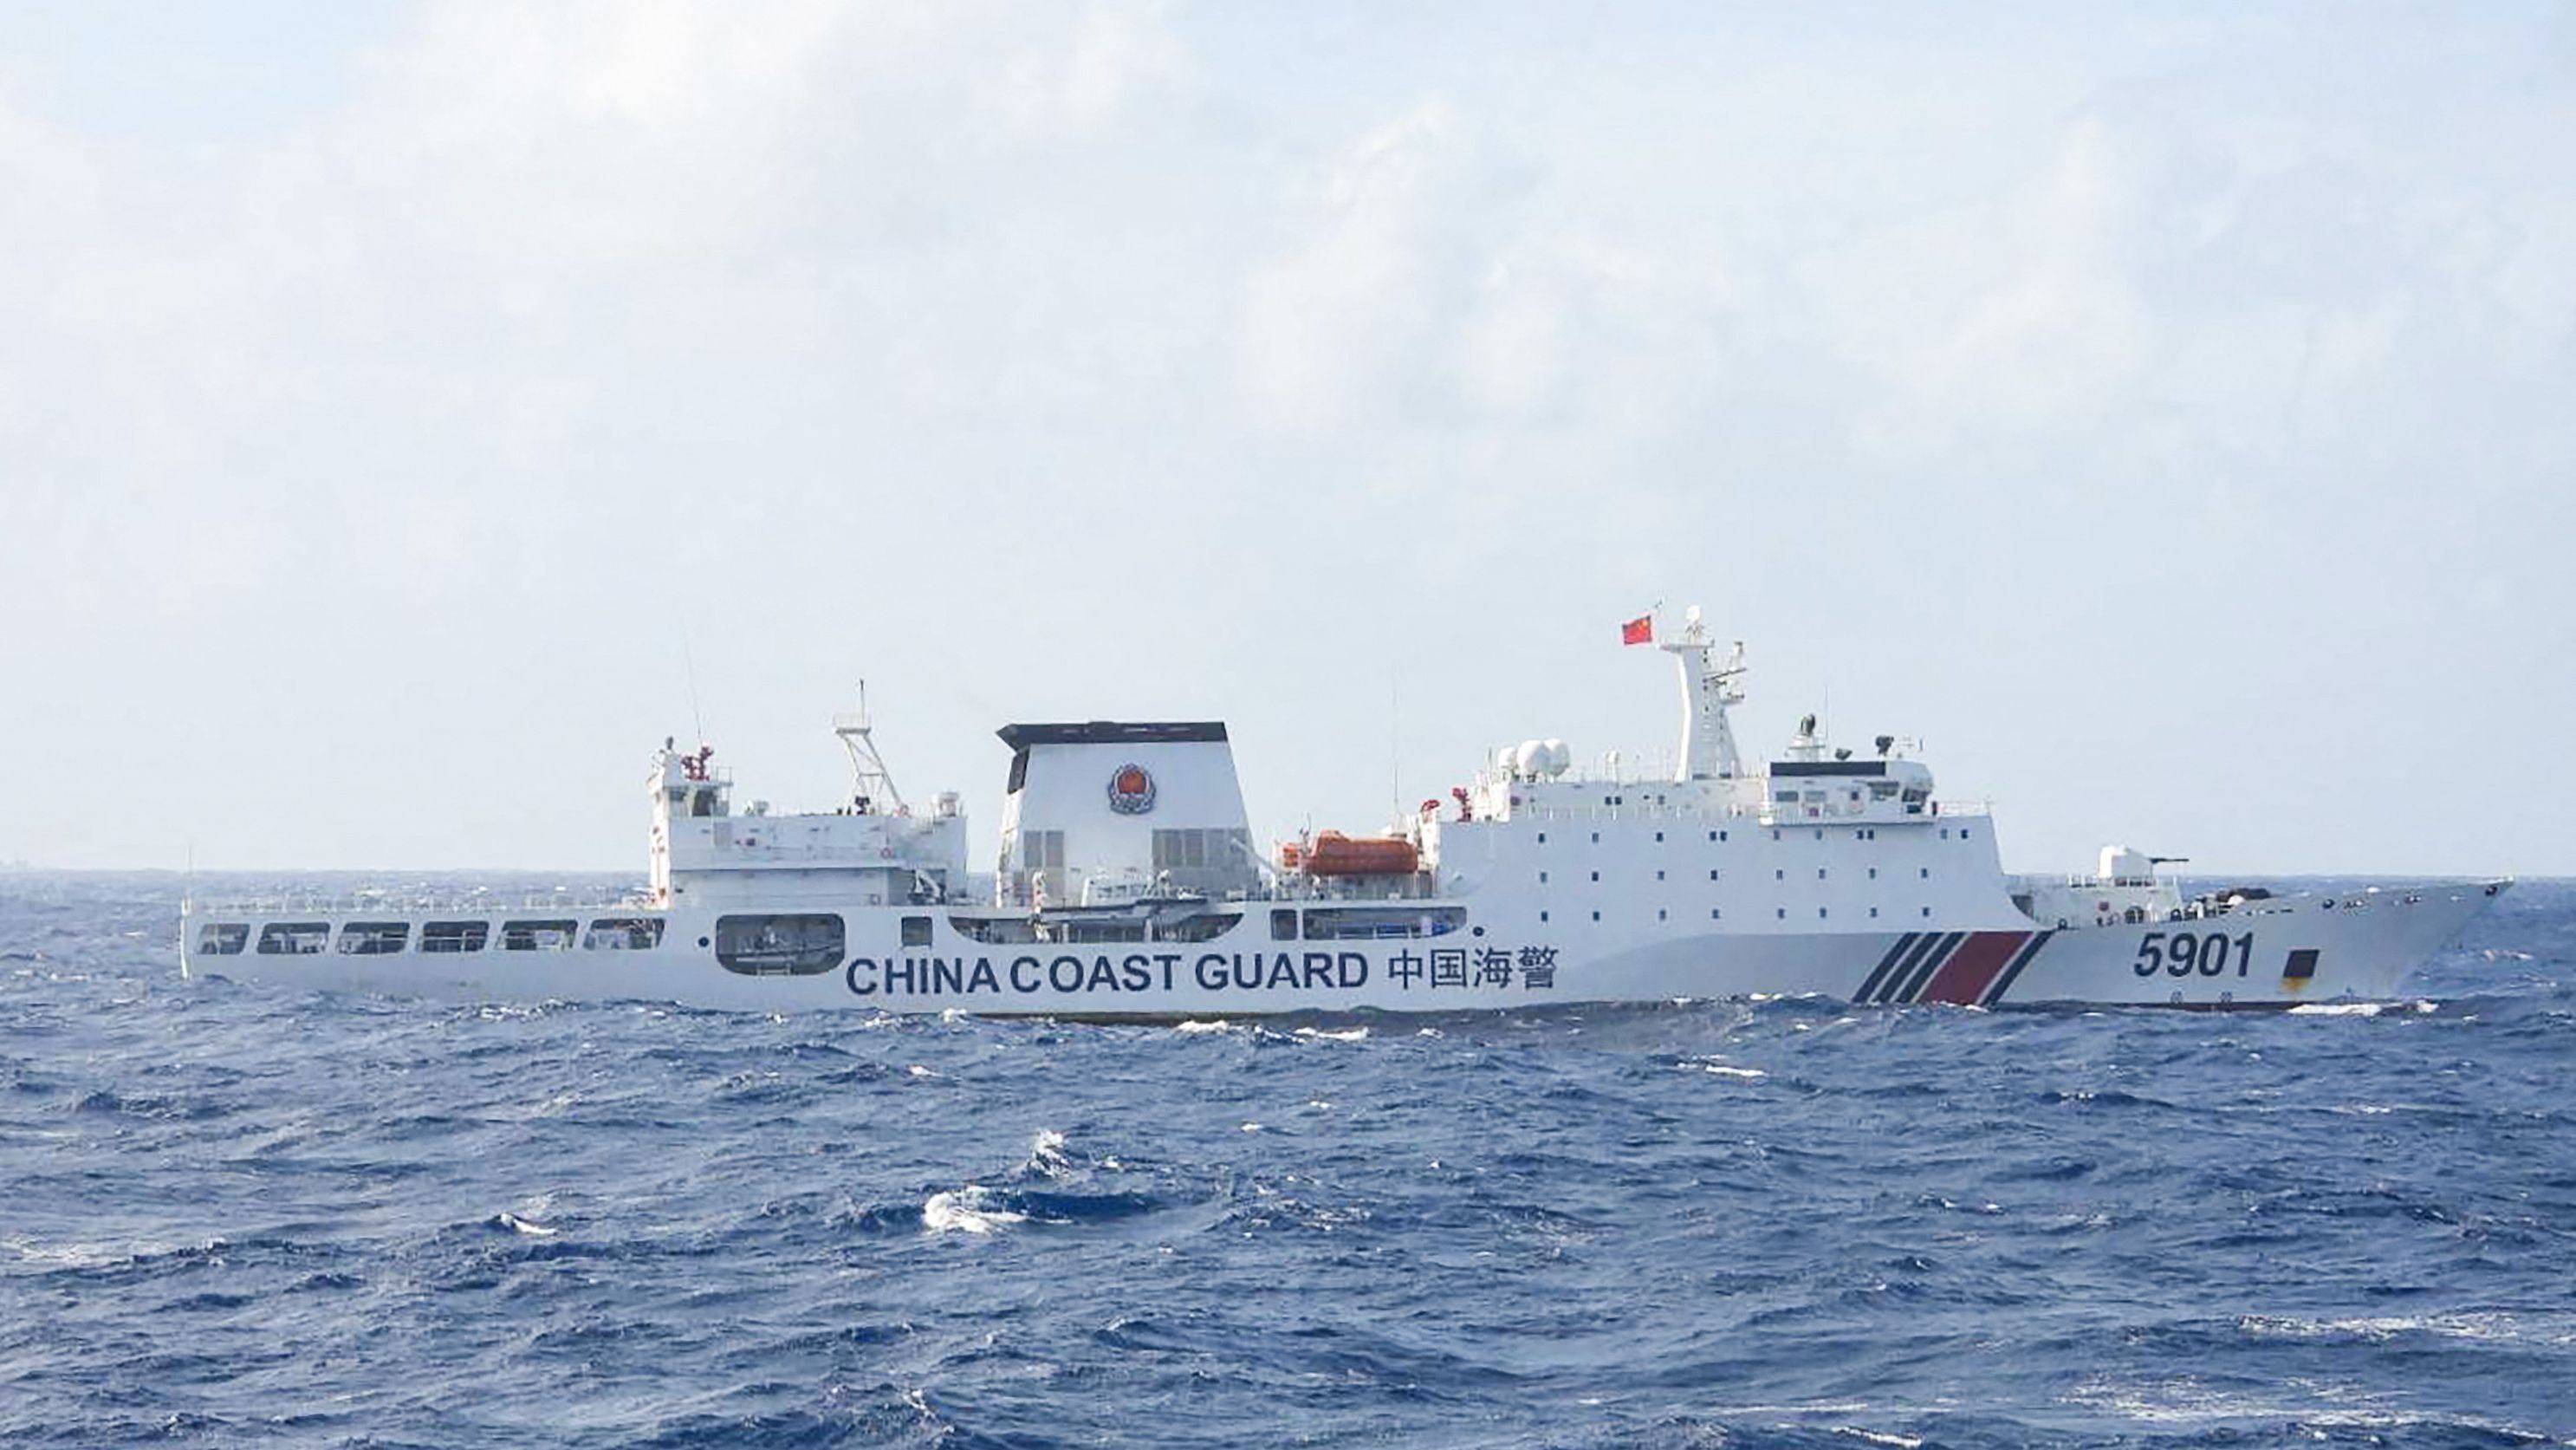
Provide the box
[3,872,2573,1448]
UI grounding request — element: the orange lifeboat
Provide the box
[1300,830,1420,877]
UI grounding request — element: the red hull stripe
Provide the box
[1979,930,2054,1007]
[1890,931,1966,1003]
[1918,931,2030,1005]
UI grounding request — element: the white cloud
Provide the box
[0,4,2569,872]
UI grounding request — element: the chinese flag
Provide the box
[1620,614,1653,646]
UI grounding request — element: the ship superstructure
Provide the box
[183,616,2506,1014]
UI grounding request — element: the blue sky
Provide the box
[2,2,2568,875]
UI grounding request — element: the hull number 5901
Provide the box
[2135,931,2255,978]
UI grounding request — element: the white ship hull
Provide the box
[183,881,2504,1016]
[178,613,2508,1016]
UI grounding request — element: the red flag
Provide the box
[1620,614,1653,646]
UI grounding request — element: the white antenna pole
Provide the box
[681,633,708,747]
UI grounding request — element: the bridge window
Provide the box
[585,918,664,950]
[195,923,248,956]
[422,920,489,953]
[501,920,578,951]
[256,922,329,955]
[337,921,409,955]
[715,914,845,975]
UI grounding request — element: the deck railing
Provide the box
[185,888,653,917]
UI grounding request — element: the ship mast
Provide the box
[1659,607,1744,781]
[834,681,907,815]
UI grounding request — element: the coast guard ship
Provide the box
[181,611,2506,1015]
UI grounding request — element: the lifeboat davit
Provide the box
[1298,830,1419,877]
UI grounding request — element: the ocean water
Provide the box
[3,873,2573,1449]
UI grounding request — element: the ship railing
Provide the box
[1505,798,1993,823]
[686,842,931,864]
[186,888,655,918]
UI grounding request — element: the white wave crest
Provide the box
[921,1186,1025,1235]
[1028,1129,1072,1176]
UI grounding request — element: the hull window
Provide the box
[422,921,490,953]
[585,917,665,950]
[195,923,249,956]
[256,922,330,955]
[1302,907,1468,940]
[716,914,845,976]
[1150,912,1241,944]
[502,920,579,951]
[337,921,410,955]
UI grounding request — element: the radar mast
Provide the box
[1659,607,1744,782]
[834,681,907,815]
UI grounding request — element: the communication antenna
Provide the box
[681,632,709,748]
[834,680,906,814]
